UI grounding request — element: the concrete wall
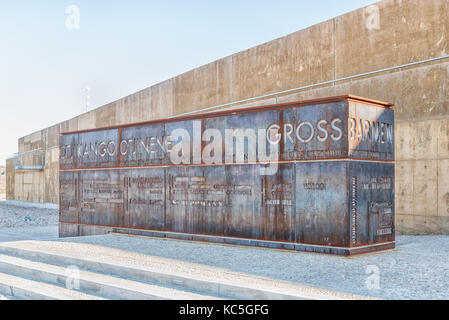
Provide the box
[6,0,449,234]
[5,159,14,201]
[0,166,5,200]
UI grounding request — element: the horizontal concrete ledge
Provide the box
[0,271,103,300]
[4,200,59,210]
[111,227,396,256]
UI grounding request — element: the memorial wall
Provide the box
[6,0,449,235]
[59,96,395,255]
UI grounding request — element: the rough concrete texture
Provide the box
[6,0,449,234]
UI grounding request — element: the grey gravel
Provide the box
[0,201,58,228]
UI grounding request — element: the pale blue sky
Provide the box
[0,0,375,164]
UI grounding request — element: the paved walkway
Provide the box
[53,233,449,300]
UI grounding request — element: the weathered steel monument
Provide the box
[7,0,448,236]
[59,95,394,255]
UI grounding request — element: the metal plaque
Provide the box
[59,95,395,255]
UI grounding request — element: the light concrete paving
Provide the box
[0,226,58,242]
[0,201,59,242]
[46,234,449,300]
[0,201,58,229]
[0,201,446,299]
[6,0,449,235]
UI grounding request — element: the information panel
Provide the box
[59,95,395,255]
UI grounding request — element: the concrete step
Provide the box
[0,271,105,300]
[0,293,15,300]
[0,253,220,300]
[0,243,360,300]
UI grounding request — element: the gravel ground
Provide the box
[55,234,449,300]
[0,201,58,228]
[0,201,59,242]
[5,238,368,300]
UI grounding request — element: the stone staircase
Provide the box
[0,240,365,300]
[0,245,224,300]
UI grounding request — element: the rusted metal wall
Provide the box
[59,95,395,255]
